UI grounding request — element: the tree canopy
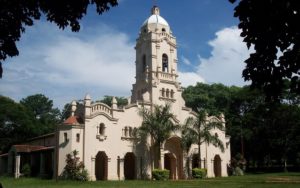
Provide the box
[183,82,300,171]
[229,0,300,100]
[0,0,118,78]
[0,94,61,152]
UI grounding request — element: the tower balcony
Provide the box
[156,71,177,82]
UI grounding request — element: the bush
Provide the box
[152,169,169,180]
[21,163,31,177]
[60,150,89,181]
[192,168,207,179]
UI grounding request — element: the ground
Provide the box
[1,173,300,188]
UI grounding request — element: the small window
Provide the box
[64,133,68,142]
[162,88,165,97]
[76,133,80,142]
[171,90,174,98]
[100,123,105,135]
[166,89,170,98]
[162,28,166,32]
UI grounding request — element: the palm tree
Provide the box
[138,104,178,169]
[181,120,197,178]
[182,109,225,169]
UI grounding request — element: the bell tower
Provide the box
[131,6,183,107]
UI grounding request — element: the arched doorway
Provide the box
[214,155,222,177]
[95,151,108,180]
[164,153,176,179]
[164,137,183,179]
[124,152,135,180]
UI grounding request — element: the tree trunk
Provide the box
[158,142,162,169]
[198,141,201,168]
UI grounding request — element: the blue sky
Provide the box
[0,0,252,109]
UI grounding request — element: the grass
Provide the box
[0,173,300,188]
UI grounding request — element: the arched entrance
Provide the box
[164,153,176,179]
[95,151,108,180]
[214,155,222,177]
[164,137,183,179]
[124,152,135,180]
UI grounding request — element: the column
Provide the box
[160,148,164,169]
[120,158,124,180]
[91,157,96,180]
[39,153,45,177]
[14,155,20,178]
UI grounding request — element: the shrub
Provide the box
[192,168,207,179]
[21,163,31,177]
[152,169,169,180]
[60,150,89,181]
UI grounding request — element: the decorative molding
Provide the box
[96,134,107,141]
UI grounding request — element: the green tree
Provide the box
[229,0,300,100]
[182,109,224,168]
[0,0,118,77]
[183,83,231,115]
[20,94,61,135]
[0,96,34,151]
[98,95,128,107]
[61,150,89,181]
[138,104,178,169]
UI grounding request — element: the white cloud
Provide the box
[178,71,204,87]
[181,56,191,65]
[197,26,253,86]
[0,22,135,108]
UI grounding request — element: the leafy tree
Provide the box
[183,83,231,115]
[0,96,34,151]
[97,95,128,107]
[229,0,300,100]
[182,109,224,168]
[20,94,61,135]
[138,104,178,169]
[0,0,118,78]
[60,150,89,181]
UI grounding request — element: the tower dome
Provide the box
[142,6,169,27]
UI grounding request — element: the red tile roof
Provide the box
[63,115,83,125]
[13,145,47,153]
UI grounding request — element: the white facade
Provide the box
[58,6,231,180]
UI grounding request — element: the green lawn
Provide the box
[1,173,300,188]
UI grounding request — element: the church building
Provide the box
[0,6,231,180]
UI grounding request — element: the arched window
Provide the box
[166,89,170,98]
[64,133,68,142]
[170,90,174,98]
[162,28,166,32]
[162,88,165,97]
[129,127,133,137]
[162,54,168,72]
[100,123,105,135]
[76,133,80,142]
[142,54,146,72]
[125,127,128,137]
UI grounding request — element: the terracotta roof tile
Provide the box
[13,145,46,153]
[63,116,83,125]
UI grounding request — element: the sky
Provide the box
[0,0,253,109]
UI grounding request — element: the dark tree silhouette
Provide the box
[0,0,118,78]
[229,0,300,100]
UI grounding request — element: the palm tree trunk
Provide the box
[158,142,162,169]
[198,141,201,168]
